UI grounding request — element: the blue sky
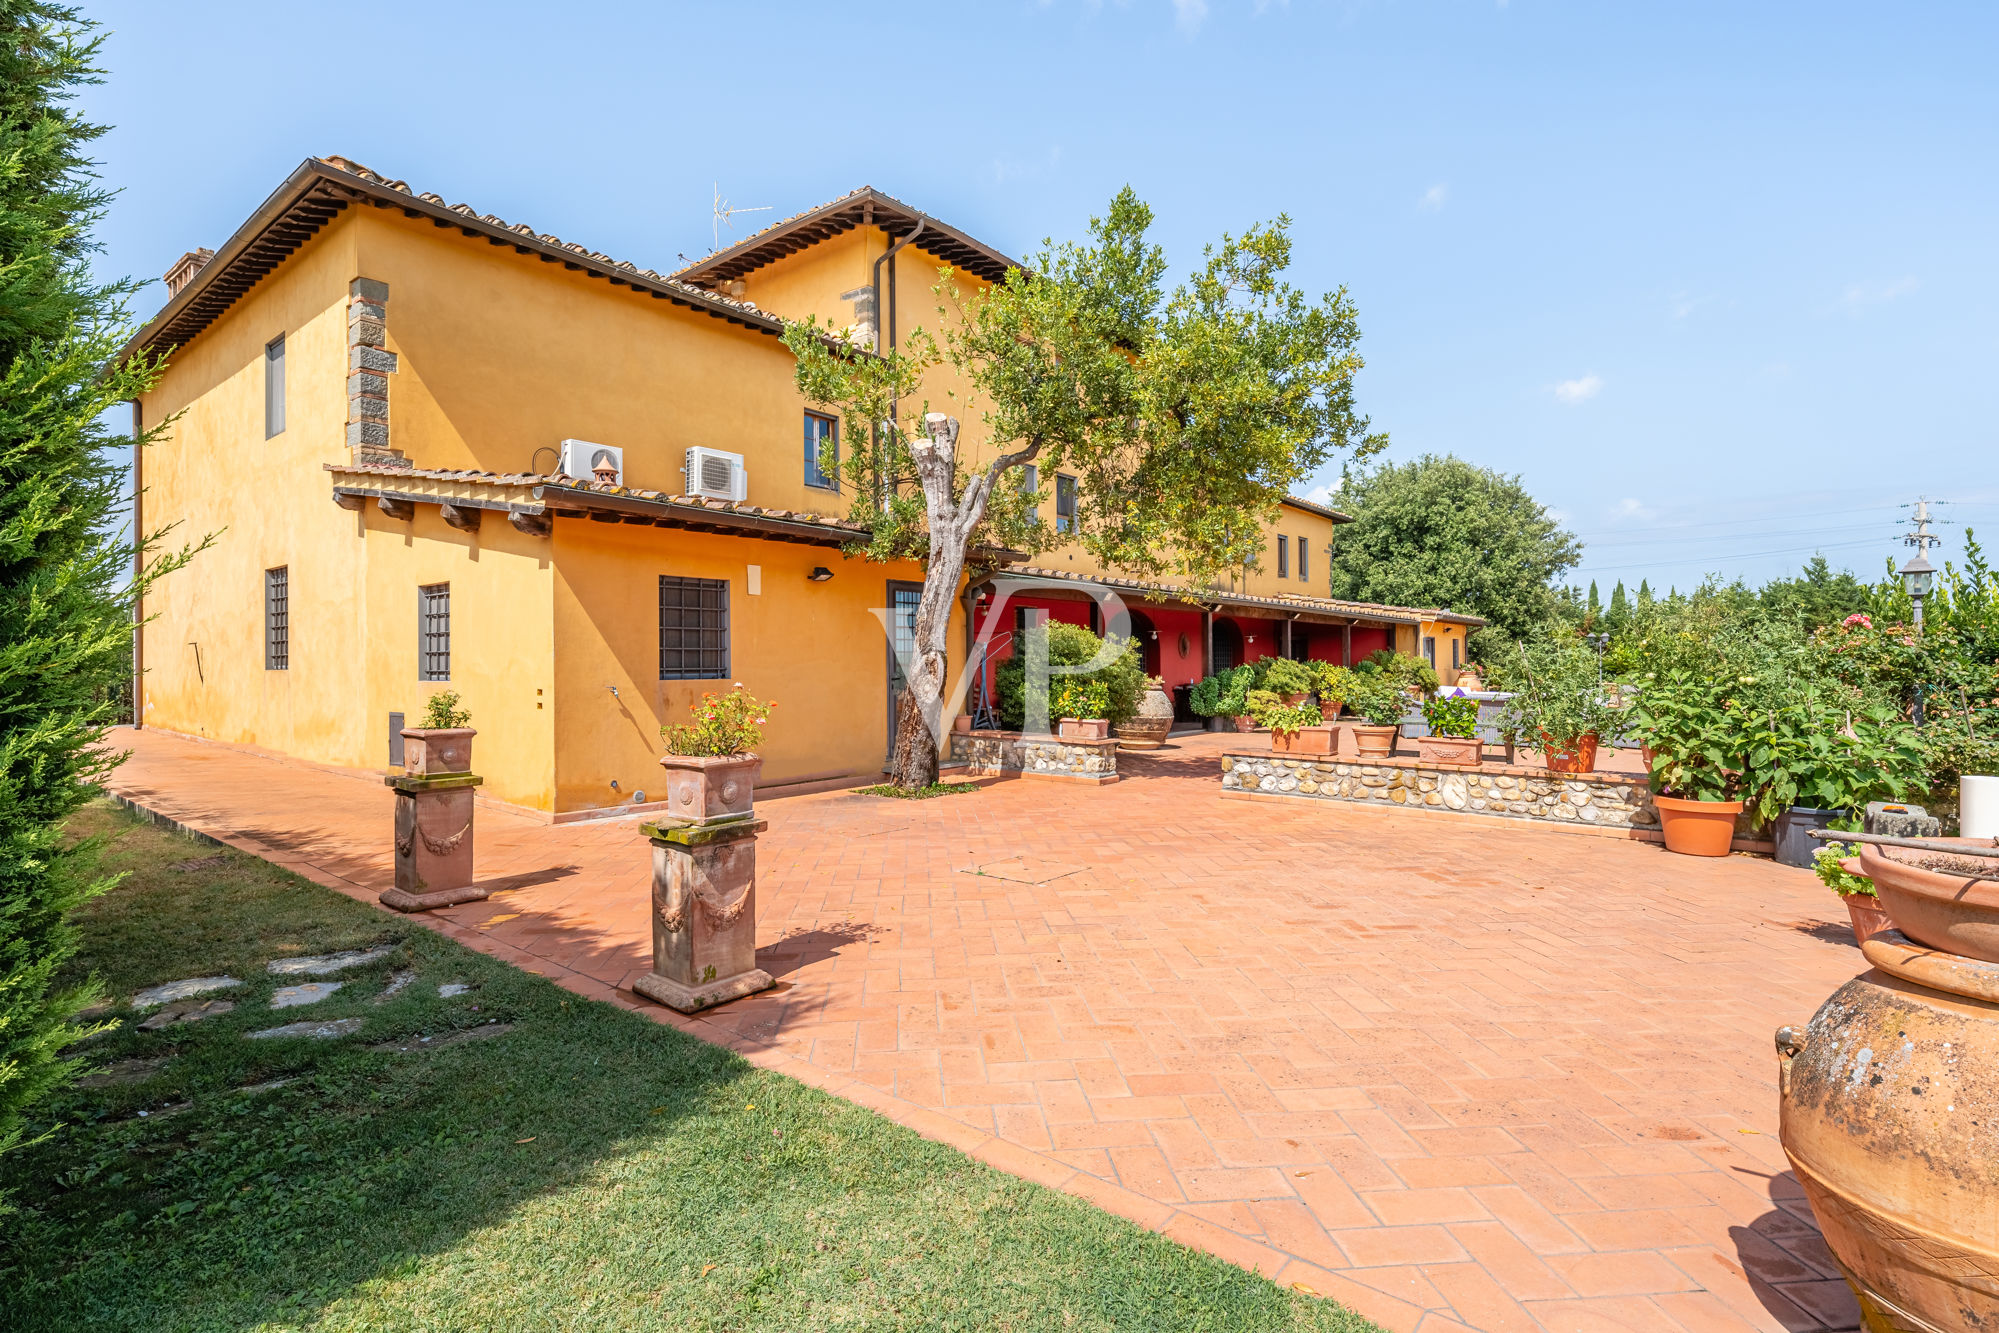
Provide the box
[84,1,1996,595]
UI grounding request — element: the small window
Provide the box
[1277,535,1290,579]
[264,566,288,670]
[804,411,838,491]
[659,576,729,680]
[265,334,286,438]
[1019,464,1040,523]
[1055,474,1077,534]
[418,583,451,681]
[1422,635,1437,669]
[1296,535,1309,583]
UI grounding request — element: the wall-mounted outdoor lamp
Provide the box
[807,567,834,582]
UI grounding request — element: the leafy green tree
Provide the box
[1606,580,1629,631]
[786,189,1384,787]
[1325,455,1580,642]
[0,1,199,1165]
[1759,554,1873,630]
[1636,578,1653,612]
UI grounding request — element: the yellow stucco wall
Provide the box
[1419,619,1473,685]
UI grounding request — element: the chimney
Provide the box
[163,248,215,297]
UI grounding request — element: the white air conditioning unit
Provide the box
[557,438,624,486]
[684,446,748,502]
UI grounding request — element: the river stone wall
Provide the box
[949,731,1119,783]
[1221,751,1660,829]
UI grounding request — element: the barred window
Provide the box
[265,566,288,670]
[659,576,729,680]
[419,583,451,681]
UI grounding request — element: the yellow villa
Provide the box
[127,156,1481,819]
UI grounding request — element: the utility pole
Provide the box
[1898,498,1943,725]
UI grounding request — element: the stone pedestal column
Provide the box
[380,773,487,912]
[631,818,774,1013]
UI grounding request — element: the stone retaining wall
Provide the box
[1222,751,1659,829]
[949,731,1118,784]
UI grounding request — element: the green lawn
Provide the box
[0,802,1380,1333]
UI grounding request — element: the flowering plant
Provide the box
[662,685,773,757]
[1050,675,1110,721]
[1245,688,1325,735]
[420,689,471,729]
[1421,695,1481,739]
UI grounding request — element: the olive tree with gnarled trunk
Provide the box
[782,188,1386,790]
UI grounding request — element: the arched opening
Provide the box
[1127,609,1161,677]
[1212,618,1245,672]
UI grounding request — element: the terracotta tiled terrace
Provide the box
[105,725,1867,1333]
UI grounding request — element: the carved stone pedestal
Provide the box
[631,817,774,1012]
[380,772,486,912]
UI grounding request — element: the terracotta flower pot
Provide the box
[657,752,761,827]
[952,715,973,735]
[1058,717,1110,740]
[1232,716,1256,733]
[1843,894,1893,947]
[1351,724,1396,758]
[401,726,475,776]
[1859,840,1999,964]
[1654,794,1743,857]
[1271,726,1334,755]
[1318,701,1342,723]
[1416,734,1482,767]
[1540,732,1598,774]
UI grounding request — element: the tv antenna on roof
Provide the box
[713,184,772,252]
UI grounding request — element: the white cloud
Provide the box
[1836,276,1919,313]
[1553,374,1602,404]
[1173,0,1208,31]
[1612,497,1659,521]
[1419,183,1448,212]
[1304,483,1336,507]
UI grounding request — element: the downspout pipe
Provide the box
[871,219,926,357]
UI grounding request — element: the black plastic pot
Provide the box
[1773,806,1840,868]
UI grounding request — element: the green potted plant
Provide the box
[1310,662,1357,722]
[1189,664,1257,732]
[658,685,773,827]
[1492,638,1630,775]
[1054,676,1112,740]
[1257,656,1317,705]
[402,689,475,775]
[1815,840,1891,946]
[1741,699,1924,867]
[1355,648,1439,700]
[1348,682,1406,758]
[1247,688,1333,754]
[1626,669,1746,856]
[1417,695,1482,767]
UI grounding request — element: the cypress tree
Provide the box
[1636,578,1653,611]
[0,1,197,1162]
[1607,579,1630,628]
[1585,579,1601,625]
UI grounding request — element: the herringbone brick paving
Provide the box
[105,725,1866,1332]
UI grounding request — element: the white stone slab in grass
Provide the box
[138,998,235,1030]
[269,982,342,1009]
[266,947,393,976]
[247,1017,364,1041]
[132,976,242,1010]
[437,983,471,998]
[372,970,417,1002]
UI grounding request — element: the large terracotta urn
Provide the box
[1777,840,1999,1330]
[1115,684,1174,749]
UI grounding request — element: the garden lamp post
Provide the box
[1900,551,1935,724]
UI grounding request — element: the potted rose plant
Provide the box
[1814,840,1892,946]
[1417,694,1482,767]
[1247,688,1333,754]
[1348,682,1406,758]
[402,689,475,775]
[658,685,773,827]
[1054,676,1112,740]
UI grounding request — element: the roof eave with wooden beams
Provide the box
[672,186,1020,291]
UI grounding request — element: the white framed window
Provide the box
[265,334,286,438]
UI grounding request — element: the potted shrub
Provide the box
[1626,669,1746,856]
[1310,662,1357,722]
[1416,694,1482,767]
[1247,689,1333,754]
[1492,637,1630,776]
[1054,676,1112,740]
[1814,840,1892,946]
[993,623,1143,736]
[1348,683,1406,758]
[1354,647,1439,700]
[658,685,773,827]
[1258,657,1317,706]
[1741,699,1924,867]
[402,690,475,775]
[1190,664,1256,732]
[1115,675,1175,749]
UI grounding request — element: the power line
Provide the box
[1575,535,1892,574]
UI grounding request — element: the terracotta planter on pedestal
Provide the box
[402,726,475,776]
[657,753,761,828]
[1351,724,1397,758]
[1058,718,1110,740]
[1778,842,1999,1329]
[951,715,973,735]
[1539,732,1598,774]
[1654,794,1743,856]
[1271,726,1334,755]
[1416,734,1482,767]
[380,769,486,912]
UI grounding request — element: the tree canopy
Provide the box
[1325,454,1579,640]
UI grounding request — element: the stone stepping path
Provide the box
[78,1055,172,1087]
[370,1022,512,1054]
[132,976,241,1009]
[372,970,417,1001]
[138,999,235,1030]
[266,947,393,977]
[248,1017,365,1041]
[437,983,471,997]
[269,982,342,1009]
